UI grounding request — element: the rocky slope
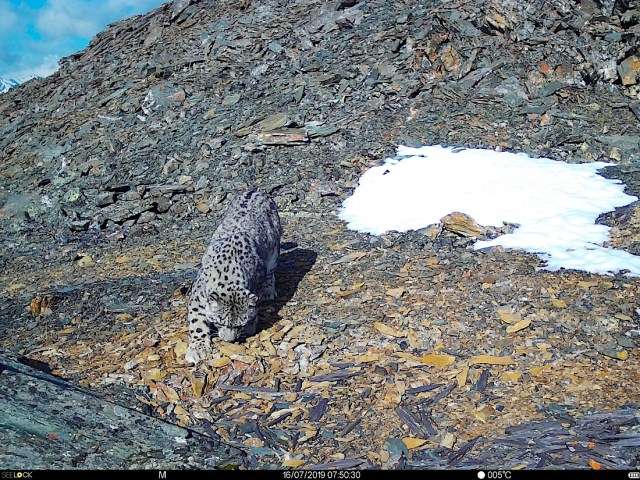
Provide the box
[1,0,640,469]
[0,352,245,469]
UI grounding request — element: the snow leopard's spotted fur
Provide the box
[185,189,281,364]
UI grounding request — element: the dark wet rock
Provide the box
[597,134,640,152]
[630,102,640,122]
[493,76,529,106]
[171,0,193,21]
[0,352,245,469]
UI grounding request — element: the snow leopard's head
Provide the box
[209,288,258,341]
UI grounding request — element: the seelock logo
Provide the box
[2,473,33,479]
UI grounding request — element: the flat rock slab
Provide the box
[408,405,640,469]
[0,352,246,469]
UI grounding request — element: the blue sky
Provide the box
[0,0,165,80]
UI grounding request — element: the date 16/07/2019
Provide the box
[283,471,362,480]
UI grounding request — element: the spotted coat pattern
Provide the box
[185,189,281,364]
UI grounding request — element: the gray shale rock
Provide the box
[0,352,246,469]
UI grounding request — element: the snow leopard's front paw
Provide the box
[185,341,212,365]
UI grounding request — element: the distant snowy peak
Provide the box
[0,78,20,94]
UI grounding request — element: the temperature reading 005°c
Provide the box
[486,471,512,479]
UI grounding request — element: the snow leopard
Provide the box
[185,189,282,364]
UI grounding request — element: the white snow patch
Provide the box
[339,145,640,276]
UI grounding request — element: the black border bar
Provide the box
[1,470,639,480]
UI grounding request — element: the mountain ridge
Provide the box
[0,77,20,94]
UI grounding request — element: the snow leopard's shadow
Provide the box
[256,245,317,333]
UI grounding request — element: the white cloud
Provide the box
[104,0,159,11]
[0,0,19,27]
[35,1,101,38]
[35,0,163,39]
[0,4,17,31]
[7,55,59,82]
